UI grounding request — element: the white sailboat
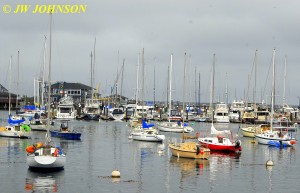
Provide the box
[129,48,165,142]
[27,12,66,169]
[254,49,296,147]
[129,120,165,142]
[157,54,194,133]
[0,56,31,138]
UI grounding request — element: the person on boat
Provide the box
[278,131,282,138]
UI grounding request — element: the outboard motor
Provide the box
[235,140,242,152]
[196,145,200,155]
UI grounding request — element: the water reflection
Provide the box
[25,169,64,192]
[169,156,209,176]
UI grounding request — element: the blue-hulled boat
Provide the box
[50,121,81,140]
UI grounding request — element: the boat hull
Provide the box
[131,131,165,142]
[84,114,100,121]
[0,128,31,138]
[157,122,194,133]
[240,127,255,138]
[254,133,296,147]
[30,124,47,131]
[27,155,66,169]
[50,131,81,140]
[198,137,242,152]
[169,142,210,159]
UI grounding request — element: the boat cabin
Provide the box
[60,121,69,132]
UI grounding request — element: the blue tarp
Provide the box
[8,115,25,125]
[24,105,36,110]
[268,140,287,148]
[142,119,154,129]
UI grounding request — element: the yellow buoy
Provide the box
[111,170,120,178]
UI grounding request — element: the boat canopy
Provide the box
[142,119,154,129]
[8,115,25,125]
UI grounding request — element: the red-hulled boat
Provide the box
[198,124,242,153]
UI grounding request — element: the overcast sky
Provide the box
[1,0,300,106]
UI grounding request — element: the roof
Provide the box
[0,84,8,93]
[51,82,92,90]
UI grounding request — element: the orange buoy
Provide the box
[290,140,296,145]
[26,146,35,154]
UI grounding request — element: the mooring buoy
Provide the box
[266,160,274,166]
[111,170,121,178]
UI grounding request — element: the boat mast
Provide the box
[153,64,155,107]
[135,53,140,111]
[198,72,200,106]
[120,58,124,99]
[46,11,53,141]
[283,55,287,105]
[168,54,173,122]
[209,54,215,119]
[90,51,93,100]
[141,48,145,120]
[254,50,257,106]
[9,56,12,115]
[225,72,228,105]
[270,49,276,130]
[92,37,96,102]
[16,51,19,108]
[182,53,187,124]
[194,66,197,105]
[41,36,47,108]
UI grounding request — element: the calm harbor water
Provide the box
[0,110,299,193]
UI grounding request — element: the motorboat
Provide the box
[108,108,125,121]
[82,98,100,120]
[0,124,31,138]
[55,94,77,120]
[214,103,230,123]
[50,121,81,140]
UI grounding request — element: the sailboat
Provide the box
[0,56,31,138]
[198,54,242,153]
[157,54,194,133]
[129,119,165,142]
[83,39,101,121]
[129,48,165,142]
[30,37,48,131]
[254,49,297,147]
[27,12,66,170]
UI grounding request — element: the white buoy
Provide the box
[111,170,121,178]
[266,160,274,166]
[158,150,163,155]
